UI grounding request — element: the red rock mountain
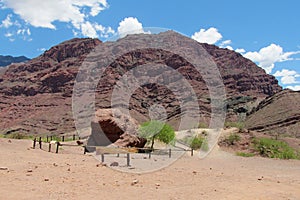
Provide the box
[0,31,282,135]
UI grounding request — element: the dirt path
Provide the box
[0,138,299,200]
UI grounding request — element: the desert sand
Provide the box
[0,137,299,200]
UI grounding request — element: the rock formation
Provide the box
[246,89,300,137]
[87,108,147,149]
[0,31,282,137]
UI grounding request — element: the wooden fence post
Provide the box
[62,136,65,142]
[101,154,104,162]
[48,143,51,152]
[149,151,151,159]
[169,149,171,158]
[39,137,42,149]
[191,149,194,156]
[33,138,36,149]
[56,142,60,153]
[127,153,130,166]
[73,134,75,141]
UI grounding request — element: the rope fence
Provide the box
[32,135,195,166]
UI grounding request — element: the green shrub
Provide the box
[190,135,208,151]
[236,152,255,157]
[253,138,298,159]
[225,133,241,145]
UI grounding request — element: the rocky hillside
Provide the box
[0,32,282,135]
[246,89,300,137]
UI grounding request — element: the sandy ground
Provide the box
[0,138,300,200]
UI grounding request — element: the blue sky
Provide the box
[0,0,299,90]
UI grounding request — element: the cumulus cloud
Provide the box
[1,0,113,38]
[235,48,246,53]
[191,27,222,44]
[117,17,147,38]
[273,69,299,85]
[286,85,300,91]
[243,44,300,74]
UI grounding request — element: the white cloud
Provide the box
[286,85,300,91]
[224,45,233,50]
[37,48,46,52]
[17,28,30,36]
[94,24,115,38]
[1,0,113,38]
[0,14,13,28]
[80,22,115,38]
[281,76,298,84]
[273,69,299,85]
[243,44,300,74]
[4,32,13,38]
[117,17,147,38]
[191,27,222,44]
[235,48,246,53]
[273,69,298,77]
[220,40,231,46]
[219,40,233,50]
[81,21,98,38]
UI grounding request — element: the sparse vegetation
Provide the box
[224,133,241,145]
[1,133,33,140]
[198,122,208,129]
[190,135,208,151]
[253,137,299,159]
[225,121,245,132]
[236,152,255,157]
[139,120,175,150]
[190,135,205,150]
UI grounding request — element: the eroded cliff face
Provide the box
[246,89,300,137]
[0,31,282,135]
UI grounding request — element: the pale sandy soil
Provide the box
[0,138,300,200]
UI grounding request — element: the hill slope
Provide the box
[0,55,29,67]
[0,32,282,135]
[246,89,300,137]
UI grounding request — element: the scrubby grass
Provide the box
[1,133,34,140]
[236,152,255,157]
[224,133,241,145]
[253,137,299,159]
[225,121,245,132]
[190,135,209,151]
[198,122,208,129]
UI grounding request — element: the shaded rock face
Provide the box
[246,89,300,137]
[87,109,146,148]
[0,38,101,135]
[114,133,147,148]
[0,55,30,67]
[0,32,282,136]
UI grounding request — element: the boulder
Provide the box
[113,132,147,148]
[87,108,146,150]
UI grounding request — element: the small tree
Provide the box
[138,120,175,150]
